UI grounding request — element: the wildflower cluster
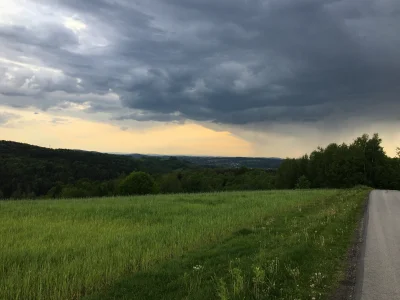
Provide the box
[309,272,326,300]
[193,265,204,271]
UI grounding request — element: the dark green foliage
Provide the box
[174,156,283,169]
[177,168,276,193]
[295,175,311,189]
[1,133,399,200]
[46,183,63,199]
[181,173,211,193]
[60,187,89,198]
[0,141,191,199]
[159,174,183,193]
[276,159,299,189]
[118,172,156,195]
[277,133,400,190]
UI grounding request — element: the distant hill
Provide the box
[128,154,283,169]
[0,140,282,199]
[0,141,192,198]
[175,155,282,169]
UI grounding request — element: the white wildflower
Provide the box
[193,265,204,271]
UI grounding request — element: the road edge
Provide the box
[353,190,371,300]
[328,189,371,300]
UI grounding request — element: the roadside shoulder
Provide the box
[328,190,371,300]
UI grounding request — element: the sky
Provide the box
[0,0,399,157]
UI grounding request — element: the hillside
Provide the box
[175,155,282,169]
[0,140,192,198]
[128,154,283,169]
[1,133,399,200]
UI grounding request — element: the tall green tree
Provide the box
[277,133,395,190]
[276,158,299,189]
[308,147,326,188]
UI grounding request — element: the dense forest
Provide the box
[129,154,283,169]
[0,141,191,198]
[0,133,399,199]
[168,155,282,169]
[276,133,400,190]
[0,140,276,199]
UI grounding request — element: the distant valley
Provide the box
[128,154,283,169]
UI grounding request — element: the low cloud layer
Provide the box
[0,112,19,126]
[1,0,400,130]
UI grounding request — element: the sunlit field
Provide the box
[0,189,368,299]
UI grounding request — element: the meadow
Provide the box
[0,189,368,299]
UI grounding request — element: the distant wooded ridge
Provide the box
[0,140,279,199]
[127,153,283,169]
[0,133,399,200]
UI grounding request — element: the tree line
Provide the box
[0,141,190,199]
[276,133,400,190]
[44,168,277,199]
[0,133,399,200]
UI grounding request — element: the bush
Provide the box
[118,171,155,195]
[159,174,183,194]
[295,175,311,189]
[60,187,89,198]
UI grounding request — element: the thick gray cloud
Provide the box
[1,0,400,126]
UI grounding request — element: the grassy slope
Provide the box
[0,189,368,299]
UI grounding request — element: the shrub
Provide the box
[118,171,155,195]
[295,175,311,189]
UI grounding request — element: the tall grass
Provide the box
[0,189,367,299]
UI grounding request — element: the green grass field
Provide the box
[0,189,368,299]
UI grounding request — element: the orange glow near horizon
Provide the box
[0,107,253,156]
[0,106,399,158]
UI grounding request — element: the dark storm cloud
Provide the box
[113,111,185,123]
[1,0,400,125]
[0,24,78,49]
